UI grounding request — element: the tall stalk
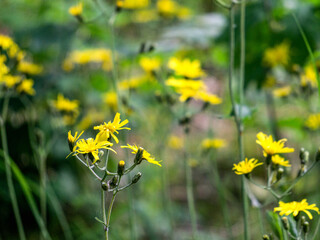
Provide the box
[1,94,26,240]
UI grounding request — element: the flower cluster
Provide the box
[63,48,113,72]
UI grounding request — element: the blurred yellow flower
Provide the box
[301,65,318,88]
[0,34,25,61]
[69,2,83,16]
[157,0,178,16]
[168,135,183,149]
[16,79,35,95]
[263,42,290,67]
[103,91,118,111]
[177,7,191,20]
[305,113,320,130]
[18,61,43,75]
[94,112,130,143]
[53,94,79,114]
[274,199,319,219]
[197,91,222,105]
[272,86,291,98]
[76,110,105,130]
[118,76,149,90]
[201,138,226,149]
[133,9,159,23]
[68,130,84,150]
[256,132,294,156]
[122,144,161,166]
[63,48,113,71]
[73,136,114,164]
[0,75,21,88]
[168,57,205,79]
[117,0,149,9]
[232,158,263,175]
[271,155,291,167]
[0,55,9,77]
[139,57,161,73]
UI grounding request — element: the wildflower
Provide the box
[256,132,294,156]
[94,113,130,143]
[68,130,84,151]
[17,61,43,75]
[63,48,113,71]
[168,57,205,79]
[263,42,290,67]
[133,9,159,23]
[273,86,291,98]
[69,2,83,16]
[117,0,149,9]
[177,7,191,20]
[0,34,25,61]
[157,0,178,17]
[232,158,263,175]
[16,79,36,95]
[73,135,114,164]
[0,55,9,77]
[301,65,318,88]
[271,154,291,167]
[103,91,118,111]
[201,138,226,149]
[168,135,183,149]
[53,94,79,114]
[274,199,320,219]
[122,144,161,166]
[197,91,222,105]
[0,75,21,88]
[305,113,320,130]
[139,57,161,73]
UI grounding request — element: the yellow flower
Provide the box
[16,79,36,95]
[0,55,9,77]
[197,91,222,105]
[263,42,290,67]
[201,138,226,149]
[139,57,161,73]
[133,9,159,23]
[53,94,79,114]
[0,75,21,88]
[69,2,83,16]
[117,0,149,9]
[177,7,191,20]
[157,0,178,17]
[0,34,25,61]
[301,65,318,88]
[73,136,114,164]
[17,61,43,75]
[271,154,291,167]
[94,113,130,143]
[103,91,118,111]
[305,113,320,130]
[168,57,205,79]
[68,130,84,150]
[63,48,113,71]
[121,144,161,166]
[232,158,263,175]
[274,199,320,219]
[168,135,183,149]
[273,86,291,98]
[256,132,294,156]
[76,110,105,130]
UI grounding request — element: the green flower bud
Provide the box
[117,160,125,176]
[276,168,284,181]
[299,148,309,165]
[281,217,289,230]
[316,147,320,162]
[132,172,142,184]
[134,148,144,165]
[262,234,270,240]
[101,182,108,191]
[303,221,309,234]
[109,175,119,188]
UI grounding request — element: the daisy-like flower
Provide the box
[139,57,161,73]
[232,158,263,175]
[72,135,115,164]
[94,113,130,143]
[69,2,83,16]
[168,57,205,79]
[121,144,161,166]
[256,132,294,156]
[16,79,36,95]
[274,199,320,219]
[271,154,291,167]
[67,130,84,151]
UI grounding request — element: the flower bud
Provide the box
[281,217,289,230]
[132,172,142,184]
[134,148,144,165]
[101,182,108,191]
[299,148,309,165]
[117,160,125,176]
[109,175,119,188]
[262,234,270,240]
[302,221,309,234]
[276,168,284,181]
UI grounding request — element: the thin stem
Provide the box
[184,152,198,240]
[102,188,108,240]
[1,95,26,240]
[83,155,102,181]
[39,149,47,234]
[311,215,320,240]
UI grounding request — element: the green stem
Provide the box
[39,149,47,235]
[239,0,249,239]
[311,215,320,240]
[1,95,26,240]
[184,153,198,240]
[102,188,108,240]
